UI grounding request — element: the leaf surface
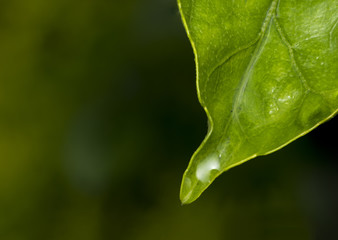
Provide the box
[179,0,338,204]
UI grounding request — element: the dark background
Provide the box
[0,0,337,239]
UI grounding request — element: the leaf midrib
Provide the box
[217,0,278,156]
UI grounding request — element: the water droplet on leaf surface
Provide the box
[196,154,220,183]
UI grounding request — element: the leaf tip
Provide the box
[180,176,194,205]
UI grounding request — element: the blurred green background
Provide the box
[0,0,337,239]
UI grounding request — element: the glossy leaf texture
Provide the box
[179,0,338,204]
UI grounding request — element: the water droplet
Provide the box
[196,154,220,183]
[321,62,324,65]
[316,57,319,60]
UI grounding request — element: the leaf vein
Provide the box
[272,15,317,94]
[273,15,334,114]
[217,0,278,156]
[329,18,338,48]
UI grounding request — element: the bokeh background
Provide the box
[0,0,337,239]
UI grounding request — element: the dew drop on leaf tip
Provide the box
[195,153,220,183]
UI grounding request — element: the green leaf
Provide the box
[179,0,338,204]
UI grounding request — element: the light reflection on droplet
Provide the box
[196,154,220,183]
